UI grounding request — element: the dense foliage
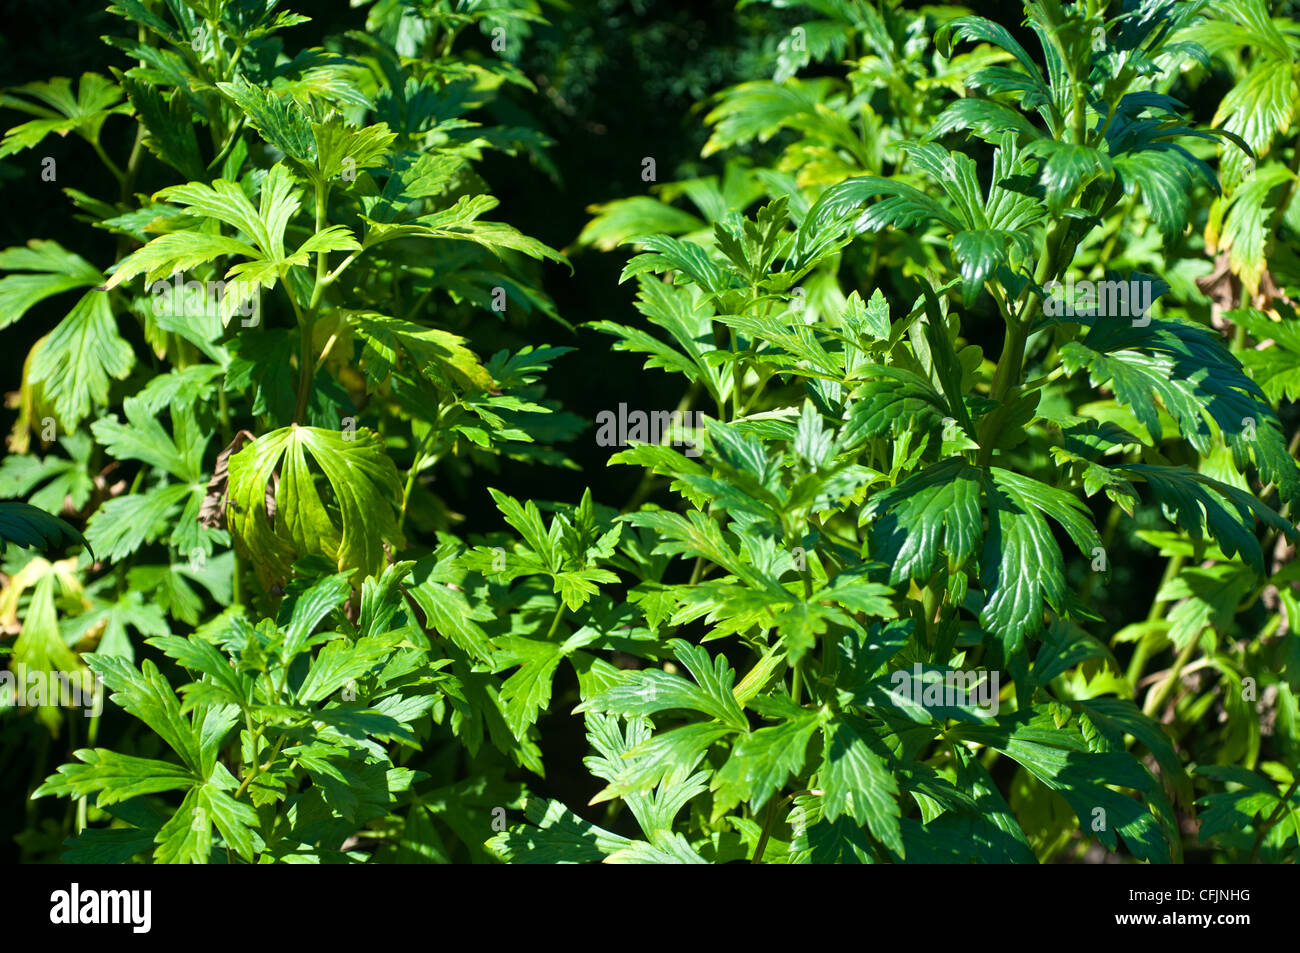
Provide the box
[1,0,1298,864]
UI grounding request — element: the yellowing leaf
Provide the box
[226,425,403,586]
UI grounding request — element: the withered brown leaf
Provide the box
[198,430,277,529]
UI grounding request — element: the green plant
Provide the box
[4,0,1300,866]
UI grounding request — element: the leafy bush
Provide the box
[2,0,1298,864]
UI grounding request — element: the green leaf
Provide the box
[105,164,306,294]
[492,628,600,737]
[84,483,190,563]
[216,75,315,160]
[29,291,134,429]
[296,633,402,705]
[72,589,169,661]
[577,640,749,732]
[820,715,902,854]
[1211,60,1297,189]
[486,796,635,864]
[1060,315,1299,506]
[310,116,396,184]
[0,73,129,157]
[0,240,103,330]
[1025,141,1113,214]
[118,74,204,180]
[0,501,90,558]
[864,459,983,585]
[981,468,1100,654]
[930,98,1040,144]
[279,571,353,660]
[1112,147,1216,245]
[33,749,193,805]
[352,311,493,393]
[226,425,403,585]
[577,196,706,251]
[1116,465,1295,574]
[90,655,201,773]
[958,711,1174,862]
[0,431,95,513]
[712,704,819,814]
[845,366,953,444]
[1207,163,1295,295]
[404,555,495,663]
[91,395,204,482]
[363,193,567,266]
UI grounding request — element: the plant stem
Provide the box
[1125,553,1183,687]
[976,216,1071,466]
[1095,194,1138,265]
[88,134,126,187]
[1249,774,1300,863]
[292,182,331,423]
[1078,501,1122,604]
[751,794,781,864]
[293,315,315,423]
[976,315,1029,467]
[1142,637,1197,719]
[398,419,440,535]
[546,603,566,640]
[323,250,362,285]
[235,730,286,802]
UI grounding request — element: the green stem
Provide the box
[1095,194,1138,265]
[209,18,227,81]
[975,316,1029,467]
[293,315,315,424]
[976,216,1073,466]
[751,794,781,864]
[397,419,441,535]
[1142,637,1197,719]
[206,116,247,174]
[546,603,566,640]
[728,323,744,421]
[232,553,243,607]
[309,182,330,310]
[1125,553,1184,687]
[90,138,126,187]
[1079,502,1123,604]
[1250,773,1300,863]
[235,730,286,802]
[921,582,941,661]
[217,389,243,596]
[292,183,331,423]
[322,250,362,286]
